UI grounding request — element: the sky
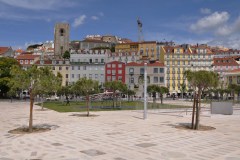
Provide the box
[0,0,240,49]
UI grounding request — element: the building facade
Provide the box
[69,50,107,85]
[0,47,14,57]
[125,62,165,97]
[107,51,140,63]
[105,61,126,83]
[16,54,40,70]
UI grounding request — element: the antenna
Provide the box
[137,17,144,42]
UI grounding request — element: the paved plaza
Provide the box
[0,101,240,160]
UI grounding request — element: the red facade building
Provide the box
[105,61,125,83]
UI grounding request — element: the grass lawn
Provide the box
[37,100,191,113]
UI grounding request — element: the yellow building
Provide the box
[164,44,214,95]
[35,59,70,86]
[115,42,139,52]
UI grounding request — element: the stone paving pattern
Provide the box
[0,101,240,160]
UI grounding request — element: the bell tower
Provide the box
[54,23,70,58]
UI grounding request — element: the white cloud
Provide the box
[0,0,76,10]
[99,12,104,16]
[208,35,240,49]
[190,12,229,33]
[72,15,87,27]
[91,16,99,20]
[215,16,240,36]
[200,8,211,14]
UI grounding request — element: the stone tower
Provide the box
[54,23,70,57]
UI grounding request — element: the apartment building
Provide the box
[69,49,107,85]
[105,61,126,83]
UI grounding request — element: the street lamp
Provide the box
[143,62,147,120]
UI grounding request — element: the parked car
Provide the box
[46,95,60,101]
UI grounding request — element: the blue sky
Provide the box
[0,0,240,49]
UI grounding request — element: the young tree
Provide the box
[126,89,136,101]
[158,86,169,104]
[8,65,62,132]
[104,81,127,108]
[72,78,99,116]
[184,70,218,130]
[147,84,159,103]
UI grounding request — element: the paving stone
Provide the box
[225,157,240,160]
[162,151,186,158]
[31,151,37,156]
[80,149,106,156]
[51,143,63,146]
[136,143,157,148]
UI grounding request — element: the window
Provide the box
[72,66,74,70]
[107,70,111,74]
[25,60,28,64]
[159,77,164,83]
[107,64,111,68]
[153,77,158,83]
[78,66,80,70]
[118,70,122,74]
[66,67,68,70]
[118,64,122,68]
[237,76,240,84]
[129,68,134,74]
[112,70,116,74]
[20,60,23,64]
[159,68,164,73]
[130,77,134,83]
[112,64,116,68]
[101,59,104,63]
[118,76,122,81]
[59,66,62,70]
[140,68,144,74]
[153,68,158,73]
[89,59,92,63]
[89,74,92,79]
[83,66,86,70]
[107,76,111,81]
[66,74,68,78]
[95,59,98,63]
[178,61,180,65]
[95,74,98,79]
[52,66,55,70]
[78,74,81,79]
[112,76,116,81]
[72,74,74,78]
[30,60,33,64]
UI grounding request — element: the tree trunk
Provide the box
[29,91,34,132]
[41,96,44,110]
[191,95,196,129]
[160,94,163,104]
[86,95,89,116]
[195,91,201,130]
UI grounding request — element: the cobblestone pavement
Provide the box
[0,101,240,160]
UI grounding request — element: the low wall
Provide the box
[211,102,233,115]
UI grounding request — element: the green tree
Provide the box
[72,78,99,116]
[63,50,70,59]
[180,82,187,99]
[0,57,19,97]
[8,65,62,132]
[104,81,127,108]
[184,70,219,130]
[147,84,159,103]
[158,86,169,104]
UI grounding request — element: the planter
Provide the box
[211,102,233,115]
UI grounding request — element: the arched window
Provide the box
[60,28,65,36]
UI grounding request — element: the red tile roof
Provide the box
[0,47,10,55]
[16,54,40,60]
[213,56,240,66]
[228,68,240,73]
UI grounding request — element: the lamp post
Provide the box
[143,62,147,120]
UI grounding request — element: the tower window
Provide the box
[60,28,65,36]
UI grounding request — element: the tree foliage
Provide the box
[63,50,70,59]
[0,57,19,97]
